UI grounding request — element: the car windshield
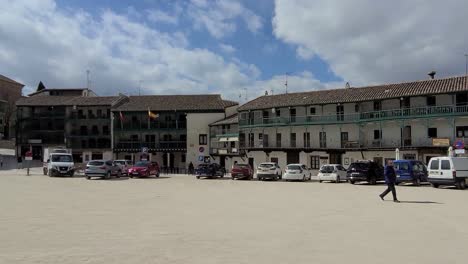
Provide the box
[395,162,409,170]
[51,154,72,162]
[234,164,249,169]
[259,163,274,168]
[287,165,301,170]
[320,165,334,173]
[349,163,368,170]
[88,161,104,166]
[134,161,149,167]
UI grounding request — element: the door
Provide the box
[289,108,296,123]
[340,132,348,148]
[287,151,300,165]
[402,126,412,146]
[336,105,344,121]
[248,158,254,171]
[329,153,342,165]
[428,158,439,179]
[440,159,452,179]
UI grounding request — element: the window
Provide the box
[303,132,311,148]
[355,104,359,112]
[336,105,344,121]
[88,109,93,118]
[91,153,103,160]
[441,160,451,170]
[373,101,381,111]
[374,130,381,140]
[276,133,282,148]
[427,96,436,106]
[310,107,316,115]
[311,156,320,169]
[319,132,326,148]
[181,154,186,163]
[428,128,437,138]
[258,133,263,141]
[130,134,139,141]
[103,125,109,135]
[429,160,439,170]
[276,109,281,117]
[263,134,269,148]
[400,97,410,108]
[97,109,102,117]
[290,133,296,147]
[456,126,468,137]
[271,157,278,164]
[180,134,187,141]
[289,108,296,122]
[199,134,208,145]
[248,133,254,147]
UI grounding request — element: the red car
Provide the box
[128,161,160,178]
[231,164,254,180]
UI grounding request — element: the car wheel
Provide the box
[86,176,91,180]
[105,171,111,179]
[349,180,355,184]
[319,180,322,183]
[456,179,466,190]
[196,176,200,179]
[43,168,48,175]
[156,172,160,178]
[336,176,340,183]
[302,175,306,182]
[258,177,262,181]
[413,178,421,186]
[431,183,439,188]
[117,170,122,178]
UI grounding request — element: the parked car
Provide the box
[231,164,254,180]
[427,157,468,189]
[257,162,282,181]
[195,163,225,179]
[394,160,428,186]
[318,164,347,183]
[283,164,311,181]
[44,152,75,177]
[114,160,133,176]
[346,160,384,185]
[85,160,122,180]
[128,161,160,178]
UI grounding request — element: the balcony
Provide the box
[69,113,110,120]
[239,104,468,128]
[210,147,244,155]
[114,141,186,151]
[114,120,187,131]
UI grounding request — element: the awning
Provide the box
[219,137,228,142]
[227,137,238,142]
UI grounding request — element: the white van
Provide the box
[427,157,468,189]
[44,152,75,177]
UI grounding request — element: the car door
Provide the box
[428,159,439,179]
[440,159,452,180]
[336,165,346,179]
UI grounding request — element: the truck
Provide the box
[427,156,468,189]
[43,147,75,177]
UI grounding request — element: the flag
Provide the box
[148,108,159,119]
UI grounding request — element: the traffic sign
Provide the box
[455,140,465,149]
[142,147,149,153]
[199,146,205,153]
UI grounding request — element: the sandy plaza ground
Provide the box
[0,168,467,264]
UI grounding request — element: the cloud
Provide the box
[188,0,263,39]
[147,9,178,25]
[0,0,263,99]
[273,0,468,85]
[219,43,236,54]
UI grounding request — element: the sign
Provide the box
[25,156,33,161]
[455,149,465,154]
[198,155,204,161]
[432,138,450,147]
[454,139,465,149]
[141,147,149,153]
[199,146,205,153]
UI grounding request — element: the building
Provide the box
[15,91,127,161]
[209,113,245,171]
[112,95,238,171]
[0,74,24,139]
[237,75,468,174]
[28,88,96,97]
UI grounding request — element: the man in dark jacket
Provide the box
[379,159,400,202]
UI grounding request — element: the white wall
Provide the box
[187,112,225,167]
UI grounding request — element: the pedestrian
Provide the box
[379,159,400,203]
[0,155,3,168]
[188,162,194,175]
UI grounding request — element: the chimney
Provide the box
[265,90,269,96]
[428,71,436,79]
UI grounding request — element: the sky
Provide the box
[1,0,468,102]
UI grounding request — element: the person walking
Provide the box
[0,155,3,168]
[379,159,400,203]
[188,162,194,175]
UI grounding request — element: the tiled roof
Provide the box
[28,88,88,96]
[210,114,238,126]
[113,94,228,112]
[16,96,120,106]
[0,74,24,86]
[222,100,238,108]
[238,75,468,111]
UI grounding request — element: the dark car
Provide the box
[346,160,384,185]
[231,164,254,180]
[128,161,160,178]
[195,163,225,179]
[394,160,428,186]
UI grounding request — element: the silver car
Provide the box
[113,160,133,176]
[85,160,122,180]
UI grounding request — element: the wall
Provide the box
[187,112,224,167]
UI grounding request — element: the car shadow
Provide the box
[130,176,171,180]
[87,177,130,181]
